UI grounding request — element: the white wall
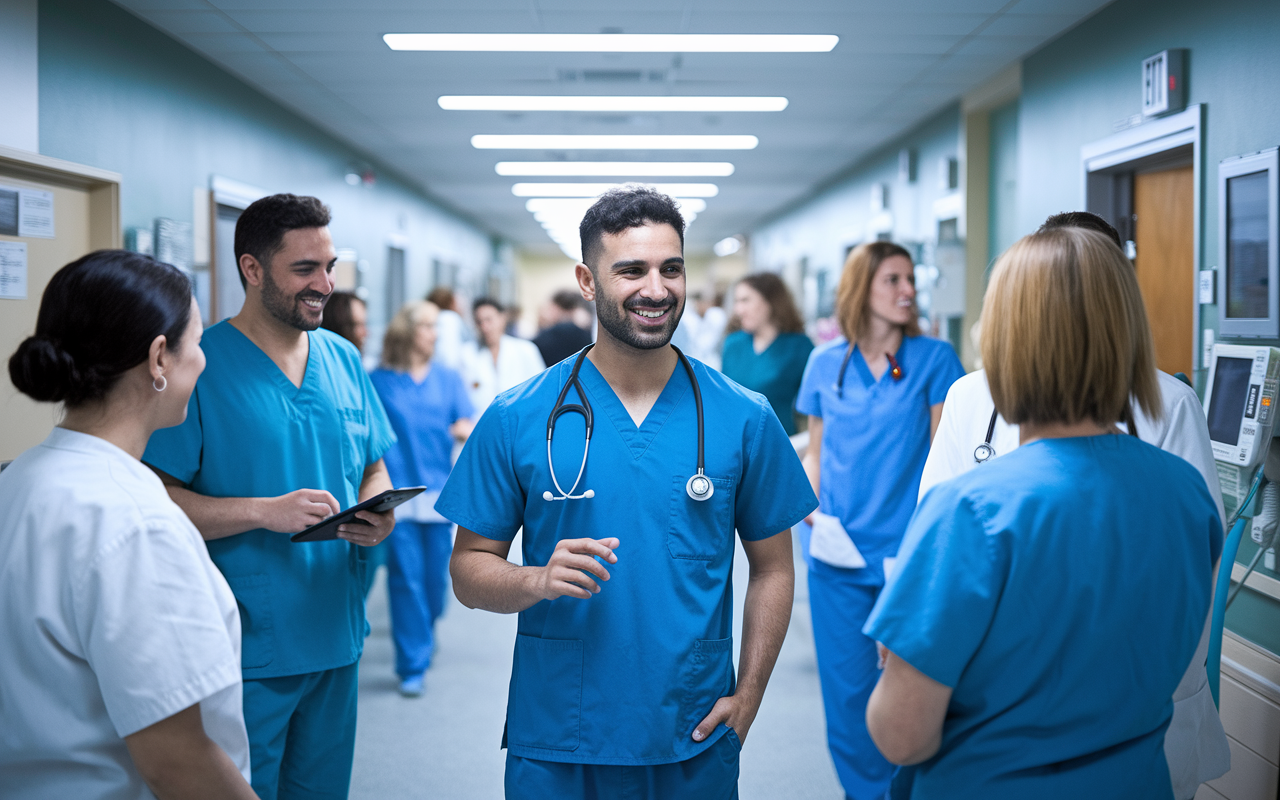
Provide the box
[0,0,39,152]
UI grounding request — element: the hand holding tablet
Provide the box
[290,487,427,543]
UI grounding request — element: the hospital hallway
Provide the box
[350,535,842,798]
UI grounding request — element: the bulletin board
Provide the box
[0,145,120,463]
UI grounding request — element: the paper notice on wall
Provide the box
[0,186,18,236]
[0,185,55,239]
[0,241,28,299]
[18,188,54,238]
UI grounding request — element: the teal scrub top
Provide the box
[435,354,816,766]
[143,322,396,679]
[370,365,473,491]
[796,336,963,582]
[865,436,1223,799]
[721,331,814,435]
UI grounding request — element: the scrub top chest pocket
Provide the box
[668,475,735,560]
[336,406,369,486]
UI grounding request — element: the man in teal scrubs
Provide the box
[144,194,397,800]
[441,187,817,799]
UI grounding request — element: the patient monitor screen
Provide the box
[1209,356,1255,445]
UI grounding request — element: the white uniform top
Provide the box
[0,428,249,799]
[920,369,1230,799]
[464,334,546,413]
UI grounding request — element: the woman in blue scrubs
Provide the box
[370,301,474,696]
[863,228,1222,799]
[796,241,963,799]
[721,273,813,435]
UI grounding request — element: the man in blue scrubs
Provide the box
[440,187,817,799]
[144,194,397,800]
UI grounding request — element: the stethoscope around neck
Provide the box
[543,344,714,503]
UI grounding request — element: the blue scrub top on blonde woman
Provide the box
[866,435,1223,800]
[436,355,816,766]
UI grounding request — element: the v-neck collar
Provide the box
[846,338,908,391]
[224,322,316,400]
[577,356,689,460]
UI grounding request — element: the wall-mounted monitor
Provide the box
[1219,148,1280,338]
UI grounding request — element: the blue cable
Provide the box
[1207,469,1267,707]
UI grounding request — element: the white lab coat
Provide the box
[0,428,250,798]
[464,334,546,413]
[920,369,1231,799]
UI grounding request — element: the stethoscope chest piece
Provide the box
[686,473,714,502]
[973,442,995,463]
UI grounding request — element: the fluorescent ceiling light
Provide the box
[714,237,742,257]
[496,162,735,177]
[440,96,787,113]
[525,197,707,215]
[473,135,757,150]
[385,33,837,53]
[512,183,718,198]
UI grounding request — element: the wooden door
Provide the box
[1134,165,1195,376]
[0,151,119,462]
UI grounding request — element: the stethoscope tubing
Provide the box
[545,344,709,502]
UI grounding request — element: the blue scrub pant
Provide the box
[809,561,894,800]
[242,662,360,800]
[386,521,453,678]
[504,730,741,800]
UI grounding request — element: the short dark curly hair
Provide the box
[579,186,684,270]
[234,193,331,288]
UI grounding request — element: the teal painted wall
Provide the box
[751,104,965,335]
[1018,0,1280,655]
[1018,0,1280,274]
[987,100,1019,266]
[37,0,496,332]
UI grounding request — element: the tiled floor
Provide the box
[350,536,843,798]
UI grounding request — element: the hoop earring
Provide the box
[153,375,167,392]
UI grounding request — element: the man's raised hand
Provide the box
[538,537,620,600]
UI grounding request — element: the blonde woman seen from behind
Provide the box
[864,229,1221,799]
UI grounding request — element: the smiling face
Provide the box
[587,222,685,351]
[866,254,917,329]
[732,282,772,334]
[258,226,337,331]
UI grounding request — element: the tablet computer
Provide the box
[290,486,427,543]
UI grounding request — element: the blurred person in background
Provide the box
[321,291,368,354]
[722,273,814,435]
[796,241,964,799]
[684,288,728,370]
[426,286,467,372]
[465,297,545,412]
[533,288,594,367]
[371,301,475,697]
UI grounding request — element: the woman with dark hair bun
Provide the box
[0,250,256,799]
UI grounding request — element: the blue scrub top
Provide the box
[721,331,815,436]
[865,436,1223,800]
[143,322,396,679]
[796,335,963,581]
[370,365,473,491]
[436,354,816,766]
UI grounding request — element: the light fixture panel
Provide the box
[385,33,838,53]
